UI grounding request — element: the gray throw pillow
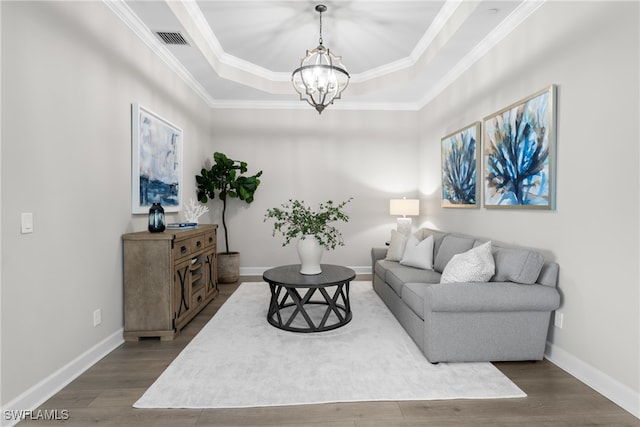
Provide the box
[386,229,408,261]
[433,235,475,272]
[491,246,545,284]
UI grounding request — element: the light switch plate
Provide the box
[21,212,33,234]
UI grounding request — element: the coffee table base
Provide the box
[267,282,352,333]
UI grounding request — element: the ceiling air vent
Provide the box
[155,31,190,46]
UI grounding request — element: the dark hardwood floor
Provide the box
[18,278,638,426]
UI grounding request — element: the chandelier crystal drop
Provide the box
[291,4,350,114]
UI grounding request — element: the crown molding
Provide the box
[103,0,217,107]
[176,0,468,87]
[417,0,546,109]
[104,0,473,107]
[105,0,544,112]
[351,0,462,83]
[208,99,421,112]
[180,0,287,83]
[410,0,462,63]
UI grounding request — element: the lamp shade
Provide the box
[389,199,419,216]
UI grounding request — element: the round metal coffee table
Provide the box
[263,264,356,333]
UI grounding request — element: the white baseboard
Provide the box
[1,329,124,427]
[240,266,372,277]
[545,341,639,418]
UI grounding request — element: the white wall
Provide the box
[197,109,419,272]
[1,1,212,405]
[417,0,639,412]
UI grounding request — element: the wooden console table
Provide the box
[122,224,218,341]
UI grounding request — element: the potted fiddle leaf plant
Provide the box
[264,198,352,275]
[196,152,262,283]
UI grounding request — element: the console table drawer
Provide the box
[191,234,205,253]
[204,231,216,248]
[173,238,192,260]
[192,287,206,307]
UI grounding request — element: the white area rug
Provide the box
[134,282,525,409]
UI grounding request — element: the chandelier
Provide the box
[291,4,350,114]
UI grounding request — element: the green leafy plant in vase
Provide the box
[196,152,262,283]
[264,198,352,274]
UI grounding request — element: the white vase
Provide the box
[297,235,323,275]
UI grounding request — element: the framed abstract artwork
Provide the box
[131,103,183,214]
[483,85,557,209]
[441,122,480,208]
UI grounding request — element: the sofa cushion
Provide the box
[386,230,408,261]
[374,259,400,280]
[434,235,476,272]
[385,265,441,295]
[537,262,559,288]
[401,282,429,320]
[400,235,434,270]
[491,246,545,285]
[440,241,495,283]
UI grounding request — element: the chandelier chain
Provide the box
[318,8,323,45]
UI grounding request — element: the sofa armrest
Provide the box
[424,282,560,313]
[371,247,388,265]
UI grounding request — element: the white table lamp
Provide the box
[389,198,420,236]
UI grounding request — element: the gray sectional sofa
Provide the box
[372,228,561,363]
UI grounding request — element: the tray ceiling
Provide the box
[107,0,542,111]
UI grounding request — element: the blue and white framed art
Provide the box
[483,85,557,209]
[131,103,183,213]
[441,122,480,208]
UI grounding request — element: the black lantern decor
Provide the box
[148,202,165,232]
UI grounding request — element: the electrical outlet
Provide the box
[93,309,102,327]
[554,312,564,329]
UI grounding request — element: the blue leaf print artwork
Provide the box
[442,125,478,206]
[484,90,552,207]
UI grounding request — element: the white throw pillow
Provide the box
[400,235,434,270]
[440,241,495,283]
[386,229,408,261]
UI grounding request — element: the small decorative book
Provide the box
[166,222,198,229]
